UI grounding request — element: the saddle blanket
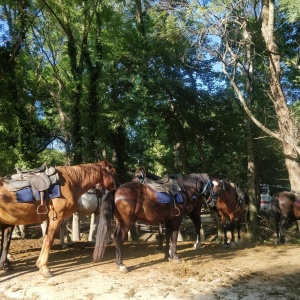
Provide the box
[16,183,60,203]
[154,191,183,204]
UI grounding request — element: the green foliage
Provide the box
[36,148,67,167]
[279,0,300,22]
[0,0,296,194]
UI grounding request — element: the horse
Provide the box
[10,186,106,248]
[0,160,117,278]
[211,178,246,248]
[133,167,214,250]
[93,180,190,273]
[269,191,300,244]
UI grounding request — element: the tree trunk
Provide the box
[261,0,300,192]
[244,21,258,239]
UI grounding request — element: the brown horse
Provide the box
[132,167,214,250]
[212,178,246,248]
[269,191,300,244]
[0,160,117,277]
[93,181,189,272]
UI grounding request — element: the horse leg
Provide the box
[219,214,229,248]
[114,223,129,273]
[0,225,14,271]
[188,211,202,250]
[222,223,229,248]
[169,230,180,262]
[279,217,287,244]
[36,216,63,278]
[228,220,236,248]
[59,216,72,249]
[274,212,280,242]
[157,223,164,252]
[236,220,242,245]
[164,219,180,262]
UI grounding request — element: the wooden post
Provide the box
[72,213,80,242]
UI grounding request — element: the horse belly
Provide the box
[139,202,173,224]
[0,201,46,225]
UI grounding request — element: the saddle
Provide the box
[144,175,181,196]
[3,163,59,214]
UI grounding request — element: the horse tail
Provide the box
[93,189,116,263]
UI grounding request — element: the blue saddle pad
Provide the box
[16,188,34,203]
[154,191,183,204]
[34,183,60,200]
[16,183,61,203]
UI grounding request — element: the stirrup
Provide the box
[37,204,48,214]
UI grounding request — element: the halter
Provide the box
[199,179,216,206]
[200,180,211,195]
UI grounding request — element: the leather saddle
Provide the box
[4,163,59,214]
[144,175,181,196]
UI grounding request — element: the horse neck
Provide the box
[61,164,103,195]
[176,177,195,198]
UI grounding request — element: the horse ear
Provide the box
[103,159,113,170]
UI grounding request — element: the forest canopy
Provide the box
[0,0,299,197]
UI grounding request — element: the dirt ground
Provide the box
[1,215,300,300]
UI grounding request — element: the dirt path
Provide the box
[1,233,300,300]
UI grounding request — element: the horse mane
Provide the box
[178,173,210,192]
[58,162,109,184]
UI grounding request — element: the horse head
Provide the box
[132,167,146,183]
[212,178,223,199]
[97,160,119,190]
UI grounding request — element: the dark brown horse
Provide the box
[212,178,246,248]
[269,191,300,244]
[0,160,117,277]
[93,175,213,272]
[133,167,214,250]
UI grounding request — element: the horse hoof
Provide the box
[222,244,228,249]
[168,257,181,263]
[39,268,53,278]
[194,243,201,250]
[119,264,128,273]
[0,263,11,271]
[230,242,236,248]
[7,254,14,261]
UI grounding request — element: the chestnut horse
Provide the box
[133,167,214,250]
[0,160,117,277]
[212,178,246,248]
[269,191,300,244]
